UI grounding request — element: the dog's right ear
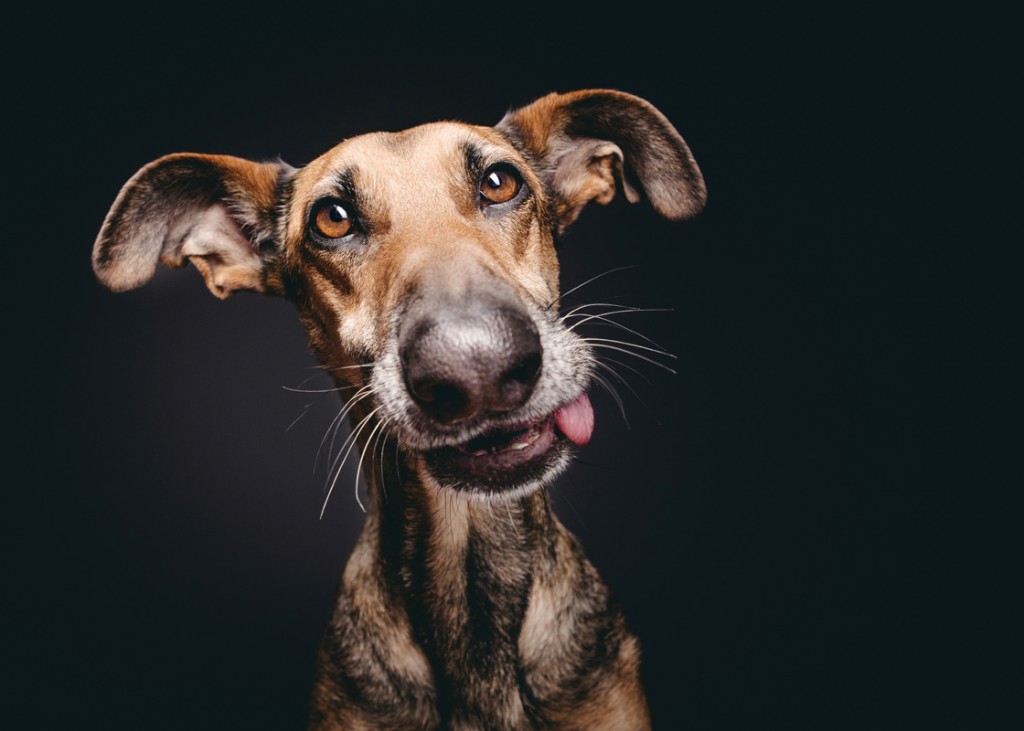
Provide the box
[92,153,294,299]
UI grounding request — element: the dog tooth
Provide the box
[510,441,530,450]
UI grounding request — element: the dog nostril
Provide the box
[408,378,471,425]
[509,352,541,384]
[499,352,541,405]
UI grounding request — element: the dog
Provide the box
[92,89,705,730]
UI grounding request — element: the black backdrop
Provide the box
[6,7,1011,729]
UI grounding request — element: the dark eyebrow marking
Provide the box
[319,165,391,237]
[331,167,360,206]
[303,166,363,231]
[463,142,487,186]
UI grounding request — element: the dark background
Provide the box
[6,7,1012,729]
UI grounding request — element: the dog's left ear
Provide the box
[496,89,706,232]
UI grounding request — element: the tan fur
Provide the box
[341,519,434,690]
[286,124,559,345]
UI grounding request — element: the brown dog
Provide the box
[93,89,705,730]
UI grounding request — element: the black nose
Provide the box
[400,306,542,425]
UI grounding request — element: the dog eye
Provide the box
[314,201,353,239]
[480,166,521,205]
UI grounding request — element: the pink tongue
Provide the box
[554,392,595,446]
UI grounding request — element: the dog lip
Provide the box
[418,393,587,492]
[423,415,560,489]
[455,415,555,457]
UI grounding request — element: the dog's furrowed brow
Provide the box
[329,168,360,205]
[461,138,528,180]
[303,165,362,212]
[304,165,397,239]
[463,142,487,187]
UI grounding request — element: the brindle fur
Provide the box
[92,90,705,730]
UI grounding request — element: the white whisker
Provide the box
[323,361,375,373]
[321,405,385,518]
[505,502,520,539]
[376,424,391,506]
[587,342,678,374]
[561,301,638,320]
[286,371,342,392]
[317,384,376,469]
[594,359,636,390]
[566,310,669,350]
[594,360,661,425]
[283,384,358,394]
[561,301,670,319]
[353,417,390,514]
[583,336,675,358]
[548,265,639,310]
[591,370,629,426]
[394,438,402,491]
[285,404,313,433]
[596,354,650,383]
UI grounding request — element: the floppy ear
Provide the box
[496,89,706,232]
[92,153,294,298]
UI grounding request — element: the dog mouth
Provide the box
[422,392,594,495]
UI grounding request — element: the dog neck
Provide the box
[314,422,636,728]
[371,441,562,722]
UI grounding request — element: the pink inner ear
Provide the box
[550,139,635,227]
[178,203,264,297]
[178,203,255,260]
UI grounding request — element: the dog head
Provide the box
[93,89,705,501]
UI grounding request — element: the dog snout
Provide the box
[400,305,542,425]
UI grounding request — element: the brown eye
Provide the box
[314,202,353,239]
[480,167,521,204]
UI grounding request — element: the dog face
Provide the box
[289,122,604,499]
[92,90,705,501]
